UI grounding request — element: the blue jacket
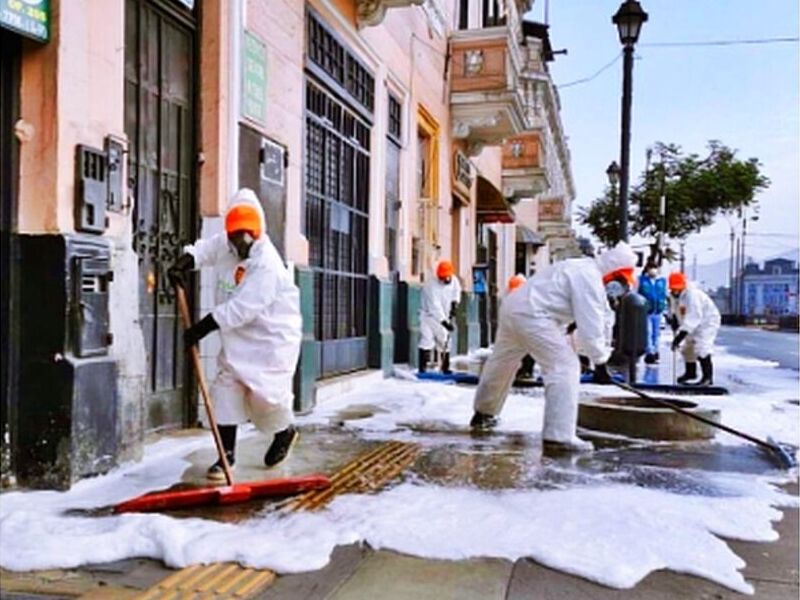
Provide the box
[638,274,667,314]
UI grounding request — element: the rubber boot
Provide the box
[693,355,714,386]
[207,424,237,482]
[517,354,535,379]
[418,348,431,373]
[676,361,698,385]
[470,411,498,432]
[441,351,451,374]
[264,425,299,468]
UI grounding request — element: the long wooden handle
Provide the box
[671,348,677,387]
[176,285,234,486]
[611,380,779,452]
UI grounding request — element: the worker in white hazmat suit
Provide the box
[470,242,638,452]
[168,188,303,481]
[418,260,461,374]
[668,272,721,386]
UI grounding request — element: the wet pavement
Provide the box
[2,412,797,599]
[2,341,798,598]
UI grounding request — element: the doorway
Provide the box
[125,0,197,429]
[0,27,20,476]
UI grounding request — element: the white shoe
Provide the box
[543,437,594,454]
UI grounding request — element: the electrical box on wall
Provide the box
[105,136,125,212]
[74,145,108,234]
[16,234,118,488]
[74,137,127,234]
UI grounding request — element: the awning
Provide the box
[477,176,514,224]
[516,225,544,246]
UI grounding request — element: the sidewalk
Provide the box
[1,355,798,599]
[1,429,797,599]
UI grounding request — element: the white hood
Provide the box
[595,241,637,276]
[225,188,267,237]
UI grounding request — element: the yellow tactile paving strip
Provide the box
[133,440,420,600]
[133,563,274,599]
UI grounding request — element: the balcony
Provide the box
[449,26,528,155]
[356,0,426,28]
[501,131,548,200]
[537,196,571,240]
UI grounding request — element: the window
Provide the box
[307,11,374,113]
[482,0,505,28]
[459,0,469,29]
[388,94,401,141]
[385,95,401,272]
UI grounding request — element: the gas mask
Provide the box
[605,279,629,306]
[228,231,255,260]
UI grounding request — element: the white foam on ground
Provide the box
[1,344,798,593]
[1,467,796,594]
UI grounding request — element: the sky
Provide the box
[527,0,800,267]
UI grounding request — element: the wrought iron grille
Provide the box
[125,0,195,426]
[305,78,371,377]
[306,10,374,113]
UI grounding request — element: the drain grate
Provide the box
[133,440,419,599]
[285,440,421,512]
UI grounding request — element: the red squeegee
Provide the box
[112,285,330,514]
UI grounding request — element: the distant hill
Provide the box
[694,249,800,290]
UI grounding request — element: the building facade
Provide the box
[736,258,800,319]
[0,0,574,488]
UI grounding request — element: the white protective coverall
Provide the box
[419,275,462,352]
[671,283,721,360]
[185,189,302,434]
[473,243,636,444]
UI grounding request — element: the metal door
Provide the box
[384,119,408,362]
[304,79,370,378]
[1,27,20,475]
[125,0,195,429]
[239,125,286,260]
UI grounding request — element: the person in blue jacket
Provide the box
[638,261,667,364]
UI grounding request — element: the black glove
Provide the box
[566,322,577,335]
[671,330,688,351]
[184,313,219,348]
[441,320,454,332]
[168,253,195,288]
[668,314,679,333]
[593,363,612,384]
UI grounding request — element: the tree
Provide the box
[579,141,770,249]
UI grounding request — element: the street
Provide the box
[717,326,800,370]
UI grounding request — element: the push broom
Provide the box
[611,380,797,469]
[113,284,330,513]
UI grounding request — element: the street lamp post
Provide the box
[738,211,759,319]
[612,0,648,243]
[606,160,620,193]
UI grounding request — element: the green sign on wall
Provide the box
[242,30,267,125]
[0,0,48,42]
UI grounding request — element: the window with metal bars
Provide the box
[304,78,371,377]
[307,10,375,113]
